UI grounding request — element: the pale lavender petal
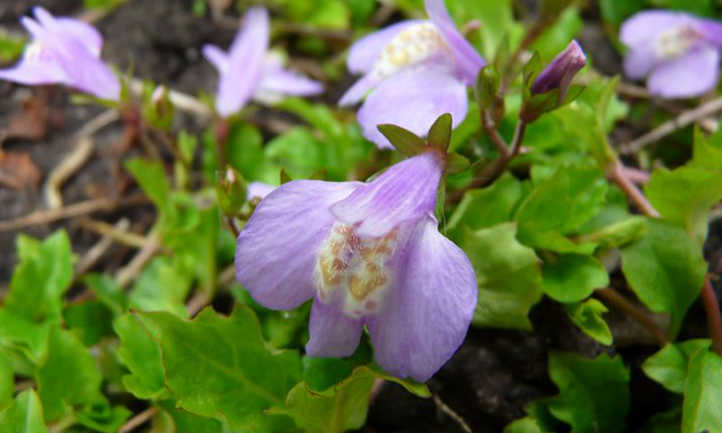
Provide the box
[54,17,103,56]
[425,0,484,83]
[648,46,719,98]
[258,68,323,96]
[216,6,270,117]
[331,152,443,238]
[235,180,360,310]
[338,74,377,107]
[368,215,477,381]
[531,40,586,96]
[698,18,722,47]
[356,63,468,148]
[202,44,230,73]
[0,49,66,84]
[50,37,120,100]
[247,182,276,200]
[620,10,692,50]
[623,47,658,80]
[347,20,427,74]
[306,296,363,357]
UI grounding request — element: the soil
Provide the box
[0,1,720,433]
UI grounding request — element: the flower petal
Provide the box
[258,67,324,96]
[648,46,719,98]
[620,10,691,49]
[623,47,658,80]
[32,7,103,57]
[51,38,120,100]
[356,63,468,148]
[247,182,276,200]
[424,0,484,83]
[216,6,270,116]
[347,20,427,74]
[331,152,442,238]
[338,74,377,107]
[202,44,230,73]
[0,54,66,85]
[235,180,360,310]
[368,215,477,382]
[306,296,364,357]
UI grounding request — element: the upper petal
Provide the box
[620,10,693,49]
[356,63,468,148]
[216,6,270,116]
[425,0,485,83]
[331,151,443,238]
[305,295,364,358]
[367,215,477,381]
[235,180,360,310]
[347,20,427,74]
[648,46,719,98]
[258,67,324,97]
[623,46,659,80]
[51,39,120,100]
[32,7,104,57]
[338,74,377,107]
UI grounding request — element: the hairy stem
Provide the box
[607,162,660,218]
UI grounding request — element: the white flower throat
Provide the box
[654,25,701,60]
[315,223,402,319]
[371,22,449,80]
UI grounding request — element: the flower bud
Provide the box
[530,40,586,99]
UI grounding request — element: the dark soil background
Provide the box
[0,1,720,432]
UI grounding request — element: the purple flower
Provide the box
[339,0,485,148]
[0,7,120,100]
[203,7,324,117]
[235,151,477,381]
[530,40,586,98]
[621,10,722,98]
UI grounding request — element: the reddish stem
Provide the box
[608,162,660,218]
[701,274,722,356]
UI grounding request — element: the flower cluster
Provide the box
[339,0,485,148]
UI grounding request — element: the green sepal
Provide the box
[216,166,248,216]
[445,153,471,174]
[377,124,426,157]
[427,113,452,152]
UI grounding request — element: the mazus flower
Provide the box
[339,0,485,148]
[0,7,120,100]
[203,7,324,118]
[621,10,722,98]
[235,149,477,381]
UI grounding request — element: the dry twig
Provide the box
[432,394,473,433]
[75,218,130,275]
[115,237,162,288]
[0,194,147,232]
[118,407,158,433]
[44,137,94,209]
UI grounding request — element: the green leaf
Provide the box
[301,345,372,392]
[682,349,722,433]
[75,401,131,433]
[114,314,168,400]
[541,254,609,303]
[547,352,630,433]
[125,158,172,213]
[564,299,612,346]
[645,166,722,245]
[63,301,115,346]
[599,0,644,26]
[36,327,103,421]
[447,173,523,240]
[642,340,711,394]
[504,417,547,433]
[641,407,682,433]
[5,230,73,323]
[0,308,53,363]
[516,166,607,253]
[0,352,12,410]
[129,257,192,317]
[446,0,522,57]
[576,216,647,250]
[137,307,302,430]
[0,390,49,433]
[691,127,722,170]
[226,121,278,184]
[377,124,426,157]
[155,400,223,433]
[83,274,128,316]
[458,223,543,330]
[621,220,707,336]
